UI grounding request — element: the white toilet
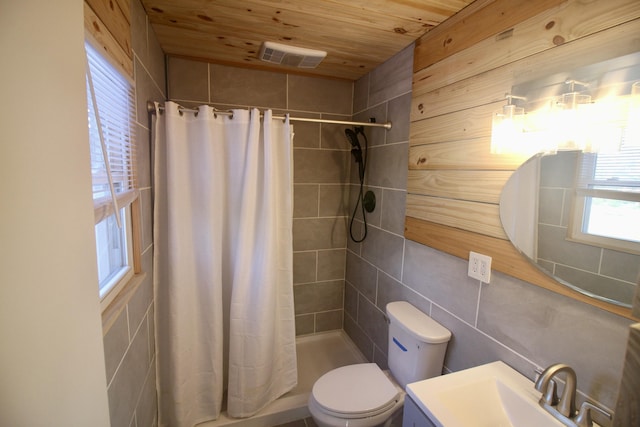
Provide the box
[308,301,452,427]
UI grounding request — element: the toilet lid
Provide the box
[312,363,399,416]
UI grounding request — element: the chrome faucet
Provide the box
[535,363,577,418]
[534,363,612,427]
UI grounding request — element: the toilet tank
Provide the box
[386,301,451,388]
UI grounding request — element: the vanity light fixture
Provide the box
[490,94,526,155]
[549,79,596,151]
[517,79,624,155]
[494,75,639,156]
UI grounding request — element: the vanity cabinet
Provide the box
[403,394,436,427]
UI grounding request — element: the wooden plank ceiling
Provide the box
[141,0,475,80]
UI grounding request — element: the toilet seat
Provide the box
[311,363,401,418]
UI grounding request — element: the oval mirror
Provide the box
[500,150,640,308]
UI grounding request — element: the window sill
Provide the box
[101,272,147,335]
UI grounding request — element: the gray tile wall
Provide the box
[344,43,632,423]
[101,1,165,426]
[167,58,353,336]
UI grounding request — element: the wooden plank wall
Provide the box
[406,0,640,319]
[84,0,133,77]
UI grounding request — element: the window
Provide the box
[569,140,640,254]
[85,41,138,308]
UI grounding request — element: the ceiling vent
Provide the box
[258,41,327,69]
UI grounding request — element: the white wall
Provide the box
[0,1,111,425]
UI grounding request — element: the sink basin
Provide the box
[406,361,565,427]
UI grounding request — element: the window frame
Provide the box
[569,189,640,255]
[97,207,135,310]
[85,36,142,311]
[568,147,640,255]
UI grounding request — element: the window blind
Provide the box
[592,146,640,189]
[577,126,640,179]
[575,142,640,202]
[85,42,137,224]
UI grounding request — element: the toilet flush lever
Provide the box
[392,337,408,352]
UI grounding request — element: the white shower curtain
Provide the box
[153,102,297,427]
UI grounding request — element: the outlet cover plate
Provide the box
[468,251,492,283]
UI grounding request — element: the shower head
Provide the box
[345,128,361,150]
[345,128,363,164]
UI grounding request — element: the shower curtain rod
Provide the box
[147,101,392,130]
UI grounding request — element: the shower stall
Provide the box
[151,81,390,426]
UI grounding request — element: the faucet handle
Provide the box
[574,401,612,427]
[543,379,559,406]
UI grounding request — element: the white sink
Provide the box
[406,361,565,427]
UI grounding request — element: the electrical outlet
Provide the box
[468,251,492,283]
